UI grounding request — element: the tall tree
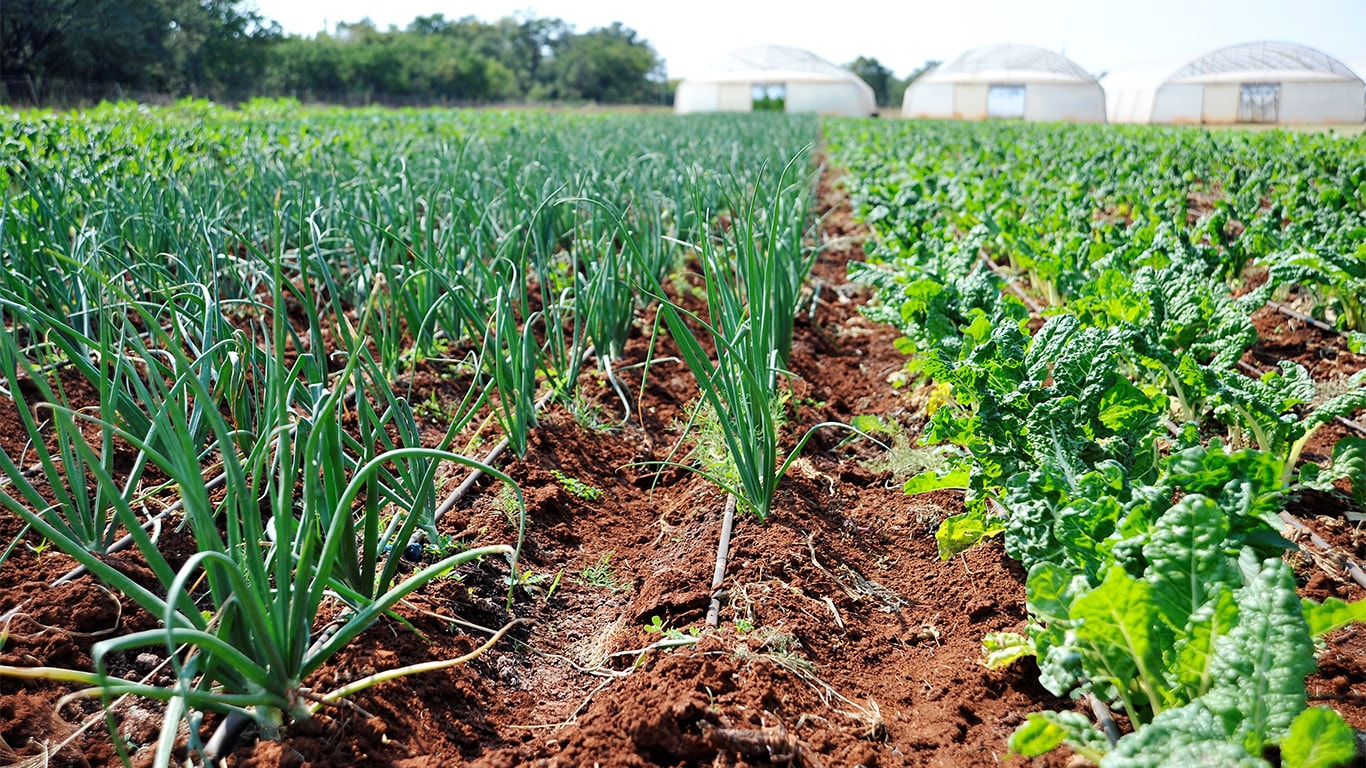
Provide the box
[540,23,661,103]
[2,0,277,96]
[846,56,894,108]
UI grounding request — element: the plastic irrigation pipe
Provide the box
[431,389,557,526]
[705,493,738,628]
[1268,300,1339,336]
[50,471,229,587]
[1279,511,1366,592]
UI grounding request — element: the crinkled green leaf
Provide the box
[982,631,1033,669]
[1143,494,1237,632]
[1302,596,1366,638]
[1026,561,1080,624]
[1280,706,1357,768]
[1172,588,1237,702]
[1025,314,1082,383]
[1205,558,1315,753]
[1072,565,1170,720]
[1026,562,1087,697]
[1260,361,1316,413]
[1009,710,1109,762]
[1099,376,1167,436]
[1332,437,1364,509]
[934,507,1004,560]
[1100,701,1238,768]
[1304,382,1366,433]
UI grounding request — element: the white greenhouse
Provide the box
[1102,42,1365,125]
[674,45,875,117]
[901,44,1106,122]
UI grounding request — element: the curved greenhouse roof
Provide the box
[921,44,1096,84]
[675,45,875,117]
[903,44,1105,122]
[1169,41,1358,82]
[1103,41,1364,124]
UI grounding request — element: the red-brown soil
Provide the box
[2,166,1364,768]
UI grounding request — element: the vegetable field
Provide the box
[1,104,1365,768]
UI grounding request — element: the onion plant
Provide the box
[652,154,835,520]
[0,249,526,764]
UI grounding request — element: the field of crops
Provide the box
[1,104,1364,768]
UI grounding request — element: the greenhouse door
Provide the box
[752,83,786,112]
[1237,83,1280,123]
[987,85,1026,119]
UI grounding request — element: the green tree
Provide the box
[846,56,894,108]
[2,0,277,98]
[540,22,661,103]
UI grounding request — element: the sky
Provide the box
[249,0,1366,80]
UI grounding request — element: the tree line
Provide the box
[3,2,665,105]
[3,0,923,108]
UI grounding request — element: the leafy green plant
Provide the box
[578,551,626,592]
[644,615,700,641]
[552,470,603,502]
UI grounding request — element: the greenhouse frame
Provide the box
[902,44,1106,123]
[674,45,876,117]
[1102,41,1365,125]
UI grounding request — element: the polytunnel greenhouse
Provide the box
[674,45,876,117]
[901,44,1106,122]
[1102,41,1365,125]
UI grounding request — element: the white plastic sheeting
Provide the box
[1102,42,1365,125]
[902,44,1106,122]
[674,45,875,117]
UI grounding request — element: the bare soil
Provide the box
[2,166,1364,768]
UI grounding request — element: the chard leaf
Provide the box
[1026,562,1087,697]
[1261,361,1316,413]
[1302,382,1366,433]
[1009,710,1109,762]
[1153,741,1269,767]
[934,507,1004,559]
[982,631,1034,669]
[1332,437,1364,509]
[1143,494,1237,632]
[1205,558,1315,753]
[1025,397,1092,483]
[1003,468,1067,569]
[904,462,970,495]
[1302,596,1366,638]
[1098,376,1166,436]
[1056,494,1124,580]
[1026,561,1079,624]
[1280,706,1357,768]
[1172,588,1237,702]
[1100,701,1240,768]
[1072,565,1169,721]
[1025,314,1081,383]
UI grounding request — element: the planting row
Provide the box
[828,119,1366,766]
[0,106,828,762]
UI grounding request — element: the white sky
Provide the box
[249,0,1366,80]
